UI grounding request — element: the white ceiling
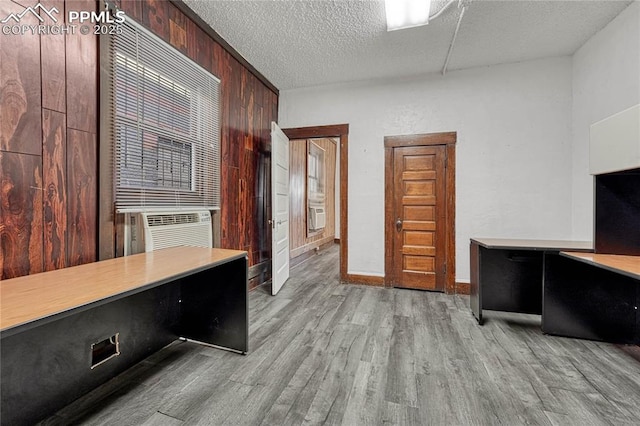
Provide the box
[182,0,633,90]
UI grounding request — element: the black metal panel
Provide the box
[542,253,638,344]
[1,284,181,426]
[595,168,640,255]
[178,257,248,353]
[469,241,482,323]
[481,248,543,315]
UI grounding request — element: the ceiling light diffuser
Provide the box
[385,0,432,31]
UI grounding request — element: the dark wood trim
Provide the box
[290,234,335,260]
[171,0,279,95]
[290,248,318,269]
[345,274,384,287]
[290,240,335,268]
[384,147,394,287]
[383,132,457,294]
[334,238,340,244]
[283,124,349,283]
[456,281,470,295]
[384,132,457,148]
[445,144,457,294]
[283,124,349,140]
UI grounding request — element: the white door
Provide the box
[271,122,290,295]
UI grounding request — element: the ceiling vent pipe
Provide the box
[442,0,473,75]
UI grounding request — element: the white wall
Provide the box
[280,57,573,281]
[571,2,640,241]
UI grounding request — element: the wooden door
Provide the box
[391,146,446,291]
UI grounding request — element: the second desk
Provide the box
[470,238,592,324]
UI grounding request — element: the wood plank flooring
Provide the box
[41,245,640,425]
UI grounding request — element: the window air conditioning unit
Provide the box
[308,206,326,231]
[124,211,212,256]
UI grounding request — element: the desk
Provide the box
[543,252,640,343]
[470,238,592,324]
[1,247,248,426]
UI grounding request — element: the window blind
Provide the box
[108,17,220,212]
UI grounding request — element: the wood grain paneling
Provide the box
[143,0,169,38]
[168,4,188,55]
[43,109,67,271]
[3,0,277,283]
[0,152,43,279]
[41,0,66,113]
[67,129,96,267]
[0,0,42,155]
[289,139,307,252]
[1,0,98,279]
[66,0,97,132]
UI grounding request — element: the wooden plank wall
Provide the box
[117,0,278,289]
[289,138,337,260]
[1,0,278,288]
[1,0,98,279]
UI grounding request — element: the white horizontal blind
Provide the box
[110,17,220,212]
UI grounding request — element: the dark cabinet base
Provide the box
[1,257,248,426]
[542,253,639,344]
[470,242,546,324]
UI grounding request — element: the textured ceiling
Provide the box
[182,0,633,90]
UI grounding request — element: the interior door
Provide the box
[392,146,446,291]
[271,122,290,295]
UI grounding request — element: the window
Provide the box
[107,17,220,211]
[307,140,326,234]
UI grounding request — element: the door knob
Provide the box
[395,219,403,232]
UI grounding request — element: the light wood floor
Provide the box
[42,245,640,425]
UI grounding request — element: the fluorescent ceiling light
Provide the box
[385,0,431,31]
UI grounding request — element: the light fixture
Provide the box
[385,0,432,31]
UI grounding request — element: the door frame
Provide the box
[282,124,349,283]
[384,132,457,294]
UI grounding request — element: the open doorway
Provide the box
[282,125,348,282]
[288,137,338,265]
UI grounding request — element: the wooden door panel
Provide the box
[404,181,435,195]
[404,231,433,246]
[402,196,436,205]
[404,255,435,271]
[404,155,434,170]
[403,272,436,288]
[402,246,436,256]
[402,222,436,231]
[402,171,437,180]
[404,206,434,221]
[392,146,446,291]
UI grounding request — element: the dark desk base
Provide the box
[542,253,639,344]
[470,243,544,324]
[1,257,247,426]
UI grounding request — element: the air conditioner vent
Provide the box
[147,213,200,227]
[123,210,212,255]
